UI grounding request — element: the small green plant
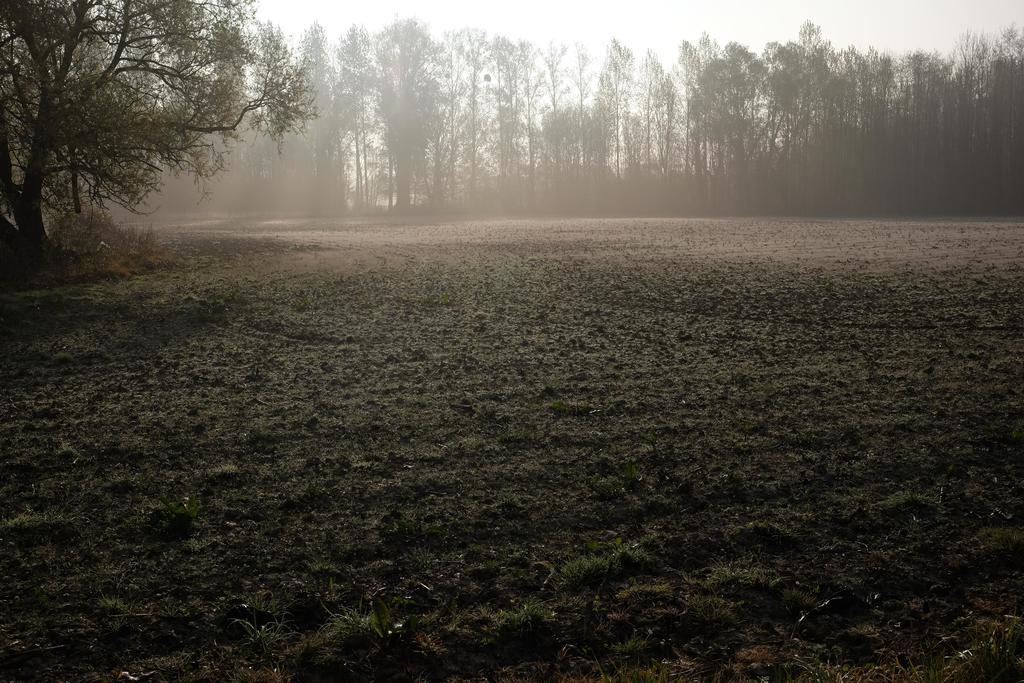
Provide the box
[493,599,554,639]
[323,598,416,647]
[616,581,674,604]
[248,425,278,447]
[978,527,1024,556]
[686,594,737,624]
[208,463,240,480]
[878,491,931,511]
[150,496,199,537]
[610,634,650,658]
[557,539,652,591]
[379,510,443,541]
[548,400,594,416]
[98,595,133,615]
[781,587,819,616]
[699,563,781,591]
[0,510,74,543]
[557,554,615,590]
[729,519,794,547]
[621,460,642,490]
[234,617,291,654]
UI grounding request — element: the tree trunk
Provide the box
[6,173,48,259]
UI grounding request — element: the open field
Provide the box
[2,217,1023,681]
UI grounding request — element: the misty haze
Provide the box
[1,1,1023,681]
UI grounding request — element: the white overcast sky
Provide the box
[256,0,1022,64]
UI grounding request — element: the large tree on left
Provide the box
[0,0,312,259]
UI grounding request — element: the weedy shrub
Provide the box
[40,210,167,284]
[150,496,200,537]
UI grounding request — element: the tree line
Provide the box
[173,19,1024,217]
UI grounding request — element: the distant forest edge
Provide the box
[155,20,1024,217]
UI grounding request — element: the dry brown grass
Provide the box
[1,209,169,287]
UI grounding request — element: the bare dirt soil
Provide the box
[1,217,1023,681]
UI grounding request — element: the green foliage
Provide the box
[699,563,781,591]
[610,635,651,659]
[323,598,417,648]
[781,587,820,616]
[493,600,554,639]
[686,594,738,624]
[0,510,74,543]
[557,539,653,590]
[978,527,1024,556]
[150,496,200,537]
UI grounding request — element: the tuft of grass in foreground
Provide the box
[698,563,781,591]
[556,540,653,591]
[978,527,1024,556]
[149,496,200,538]
[493,600,554,639]
[686,595,738,624]
[0,510,75,543]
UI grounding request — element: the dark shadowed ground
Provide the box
[1,218,1023,681]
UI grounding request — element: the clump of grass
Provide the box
[878,491,932,511]
[149,496,199,538]
[610,635,651,658]
[589,460,644,499]
[248,425,279,447]
[558,554,615,590]
[0,510,74,543]
[978,527,1024,556]
[729,519,795,547]
[781,587,820,616]
[954,618,1024,681]
[207,463,240,480]
[556,540,653,591]
[493,599,554,639]
[98,595,133,615]
[234,617,292,655]
[379,510,444,542]
[699,563,780,591]
[686,594,738,624]
[323,599,416,648]
[548,400,595,416]
[616,581,674,604]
